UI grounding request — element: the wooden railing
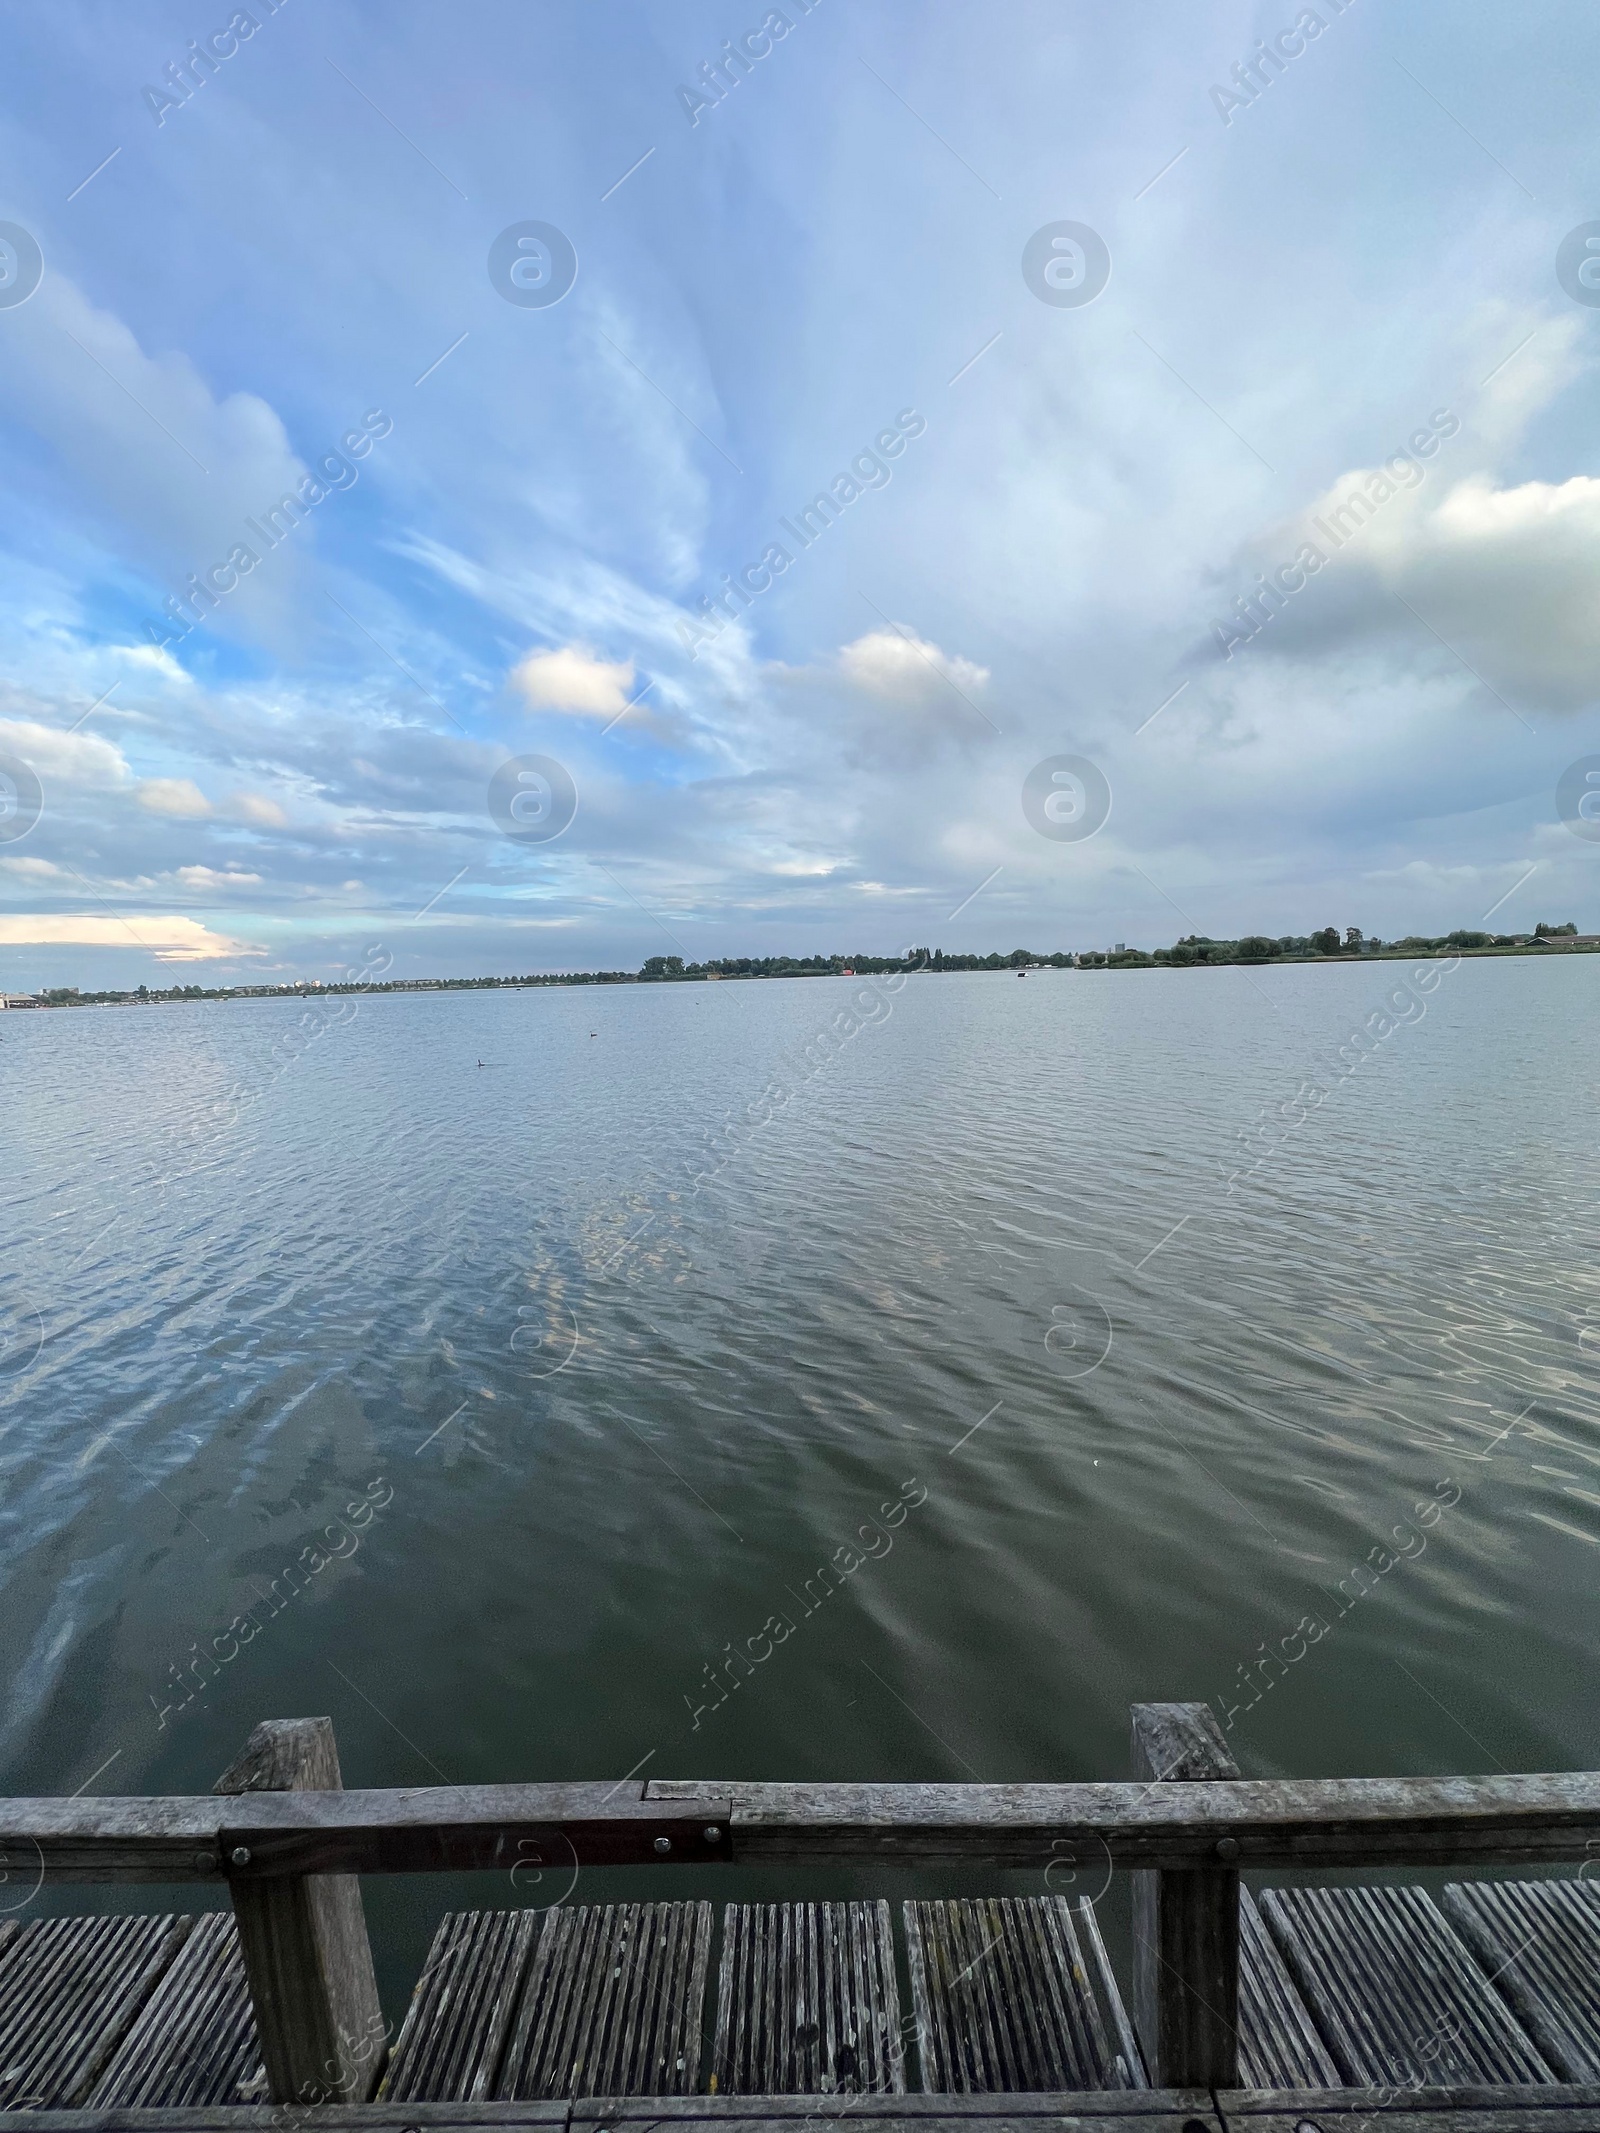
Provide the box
[5,1705,1598,2103]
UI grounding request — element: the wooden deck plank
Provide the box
[904,1898,1131,2094]
[496,1902,713,2099]
[0,2107,572,2129]
[1033,1897,1125,2090]
[1236,1890,1339,2092]
[0,1914,195,2108]
[574,2104,1219,2124]
[579,2105,1221,2132]
[711,1902,903,2094]
[0,2098,1225,2132]
[11,2088,1600,2131]
[1075,1898,1147,2090]
[1441,1877,1600,2084]
[88,1912,264,2108]
[380,1910,541,2102]
[1258,1885,1552,2088]
[1220,2086,1600,2131]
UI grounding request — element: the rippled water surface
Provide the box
[4,958,1599,1996]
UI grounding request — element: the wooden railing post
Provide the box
[1130,1701,1240,2089]
[216,1718,386,2106]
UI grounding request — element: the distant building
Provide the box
[0,995,42,1009]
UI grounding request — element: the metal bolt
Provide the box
[653,1835,672,1854]
[194,1852,215,1872]
[1215,1837,1240,1862]
[230,1845,252,1867]
[704,1825,722,1844]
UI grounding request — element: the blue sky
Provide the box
[2,0,1600,983]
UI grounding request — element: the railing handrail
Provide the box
[6,1769,1600,1880]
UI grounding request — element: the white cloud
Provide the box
[511,644,636,717]
[0,915,256,961]
[112,643,191,683]
[230,792,288,827]
[174,866,263,889]
[837,628,990,704]
[0,718,129,788]
[1213,341,1600,713]
[137,778,213,818]
[1232,465,1600,714]
[0,273,313,651]
[1365,474,1600,708]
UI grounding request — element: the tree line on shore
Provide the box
[12,922,1586,1006]
[1079,921,1582,969]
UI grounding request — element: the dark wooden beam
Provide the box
[217,1718,385,2107]
[0,1785,734,1881]
[1129,1701,1239,2089]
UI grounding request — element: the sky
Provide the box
[3,0,1600,984]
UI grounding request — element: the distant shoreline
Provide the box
[4,931,1596,1010]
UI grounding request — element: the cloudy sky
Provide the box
[2,0,1599,984]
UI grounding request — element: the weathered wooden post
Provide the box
[1129,1700,1240,2089]
[216,1717,386,2105]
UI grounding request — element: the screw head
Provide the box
[230,1845,252,1867]
[653,1835,671,1854]
[194,1852,215,1872]
[1215,1837,1240,1862]
[704,1825,722,1844]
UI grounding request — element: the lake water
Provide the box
[3,955,1599,2006]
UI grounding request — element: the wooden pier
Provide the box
[3,1705,1600,2131]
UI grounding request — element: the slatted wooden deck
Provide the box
[1442,1878,1600,2083]
[1235,1890,1339,2092]
[1259,1885,1553,2087]
[904,1896,1124,2093]
[3,1878,1599,2115]
[715,1902,901,2095]
[0,1913,263,2109]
